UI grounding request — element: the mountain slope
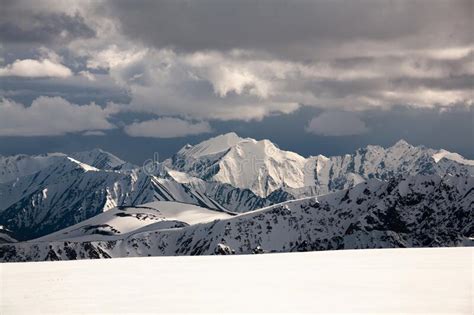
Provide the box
[0,153,65,184]
[70,148,137,171]
[0,157,226,241]
[35,201,233,242]
[1,174,471,261]
[0,148,136,184]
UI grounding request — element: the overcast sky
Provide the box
[0,0,472,163]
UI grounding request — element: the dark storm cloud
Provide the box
[0,0,472,158]
[0,0,95,44]
[0,74,130,106]
[106,0,473,58]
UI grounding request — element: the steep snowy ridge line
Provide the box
[0,149,137,184]
[165,133,474,200]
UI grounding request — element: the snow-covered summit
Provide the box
[167,134,474,198]
[168,133,307,197]
[70,148,136,171]
[213,138,307,197]
[177,132,246,158]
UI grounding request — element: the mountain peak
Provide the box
[178,132,247,158]
[65,157,100,172]
[392,139,411,147]
[69,148,126,170]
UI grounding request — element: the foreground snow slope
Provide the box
[35,201,233,242]
[1,247,471,314]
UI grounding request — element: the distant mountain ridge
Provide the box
[0,149,136,184]
[165,133,474,210]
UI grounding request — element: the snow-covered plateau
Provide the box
[1,247,472,314]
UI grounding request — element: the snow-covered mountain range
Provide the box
[0,133,472,261]
[1,174,472,262]
[165,133,474,210]
[166,133,473,194]
[0,153,224,240]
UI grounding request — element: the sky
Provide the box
[0,0,473,164]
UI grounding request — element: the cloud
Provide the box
[306,112,369,136]
[100,48,300,121]
[106,0,472,59]
[0,0,472,125]
[0,0,95,44]
[102,48,473,120]
[0,59,72,78]
[0,96,115,136]
[85,45,148,70]
[82,130,106,136]
[124,117,212,138]
[78,70,96,81]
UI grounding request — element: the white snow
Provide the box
[66,157,99,172]
[168,134,474,199]
[213,138,307,196]
[34,201,232,242]
[172,133,308,197]
[69,148,127,169]
[432,149,474,166]
[0,153,65,184]
[178,132,245,158]
[1,247,471,314]
[166,169,204,186]
[141,201,231,225]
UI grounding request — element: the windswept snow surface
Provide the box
[1,247,472,314]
